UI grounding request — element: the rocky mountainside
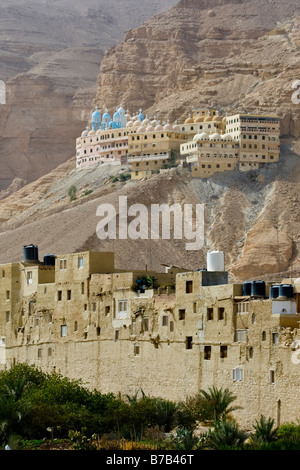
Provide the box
[0,137,299,283]
[96,0,300,137]
[0,0,178,190]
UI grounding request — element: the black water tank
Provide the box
[243,281,252,296]
[251,281,265,297]
[270,285,280,299]
[43,254,56,266]
[279,284,294,299]
[23,245,39,262]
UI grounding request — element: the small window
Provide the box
[207,308,213,321]
[186,280,193,294]
[218,307,225,320]
[27,271,33,285]
[262,331,267,341]
[143,318,149,332]
[6,291,10,301]
[162,315,169,327]
[204,346,211,360]
[114,330,119,341]
[186,336,193,350]
[179,309,186,320]
[92,302,96,312]
[270,370,275,384]
[96,327,101,336]
[272,332,279,345]
[134,344,140,356]
[220,345,228,358]
[118,300,128,313]
[81,282,85,295]
[78,257,84,269]
[249,346,254,358]
[105,305,110,316]
[6,311,10,323]
[59,259,68,270]
[74,321,78,331]
[67,290,71,300]
[170,321,174,332]
[2,270,5,278]
[232,367,243,382]
[61,325,67,337]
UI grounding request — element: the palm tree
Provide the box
[199,386,242,422]
[203,419,249,450]
[252,415,278,443]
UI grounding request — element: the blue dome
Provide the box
[109,120,117,129]
[103,110,110,121]
[118,106,125,115]
[113,110,120,120]
[92,107,101,121]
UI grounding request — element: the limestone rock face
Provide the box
[95,0,300,138]
[0,0,178,190]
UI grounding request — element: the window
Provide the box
[67,290,71,300]
[207,308,213,321]
[74,321,78,331]
[270,370,275,384]
[162,315,169,327]
[6,311,10,323]
[262,331,267,341]
[232,367,244,382]
[143,318,149,332]
[59,259,67,270]
[78,257,84,268]
[170,321,174,332]
[272,332,279,345]
[179,309,186,320]
[204,346,211,360]
[27,271,33,285]
[249,346,254,358]
[118,300,128,318]
[2,270,5,278]
[105,305,110,316]
[186,280,193,294]
[220,345,228,358]
[96,327,101,336]
[114,330,119,341]
[92,302,96,312]
[186,336,193,350]
[6,291,10,301]
[61,325,67,337]
[134,344,140,356]
[218,307,225,320]
[235,330,247,343]
[81,282,84,295]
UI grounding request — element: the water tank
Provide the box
[270,285,280,299]
[251,281,265,297]
[207,251,225,272]
[243,281,252,296]
[43,254,56,266]
[23,244,39,262]
[279,284,294,299]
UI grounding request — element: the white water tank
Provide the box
[207,251,225,272]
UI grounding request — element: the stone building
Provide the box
[3,246,300,428]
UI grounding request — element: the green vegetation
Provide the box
[68,185,77,202]
[112,173,131,183]
[131,275,159,293]
[1,364,300,450]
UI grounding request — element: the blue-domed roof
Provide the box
[102,109,110,121]
[92,106,101,121]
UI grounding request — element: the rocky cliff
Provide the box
[0,0,178,190]
[96,0,300,137]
